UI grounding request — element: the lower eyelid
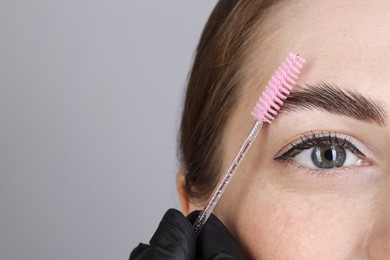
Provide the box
[274,164,382,191]
[296,166,358,179]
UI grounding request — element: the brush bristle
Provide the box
[251,53,305,123]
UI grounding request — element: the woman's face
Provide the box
[195,0,390,259]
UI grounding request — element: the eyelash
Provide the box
[274,132,365,163]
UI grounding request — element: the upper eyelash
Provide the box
[274,132,365,162]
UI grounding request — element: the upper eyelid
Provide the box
[274,133,366,161]
[294,135,362,155]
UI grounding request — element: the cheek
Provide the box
[221,173,380,259]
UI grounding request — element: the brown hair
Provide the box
[179,0,280,202]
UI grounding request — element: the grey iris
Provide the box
[311,145,346,168]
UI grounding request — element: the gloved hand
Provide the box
[129,209,247,260]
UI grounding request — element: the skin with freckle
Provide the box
[180,0,390,259]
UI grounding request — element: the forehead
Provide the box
[271,0,390,83]
[241,0,390,111]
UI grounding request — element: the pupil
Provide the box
[324,149,335,161]
[311,145,346,168]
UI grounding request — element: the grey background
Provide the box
[0,1,217,259]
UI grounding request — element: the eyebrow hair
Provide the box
[281,82,387,126]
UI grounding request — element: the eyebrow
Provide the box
[280,82,387,126]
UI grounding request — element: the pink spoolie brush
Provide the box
[193,53,306,237]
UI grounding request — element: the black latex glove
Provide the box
[129,208,247,260]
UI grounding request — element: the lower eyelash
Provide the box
[290,164,358,179]
[274,131,365,162]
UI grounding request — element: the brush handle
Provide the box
[193,120,263,237]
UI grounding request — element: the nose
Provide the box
[367,178,390,258]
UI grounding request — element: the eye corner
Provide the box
[273,154,289,162]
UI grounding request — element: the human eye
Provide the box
[274,132,370,170]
